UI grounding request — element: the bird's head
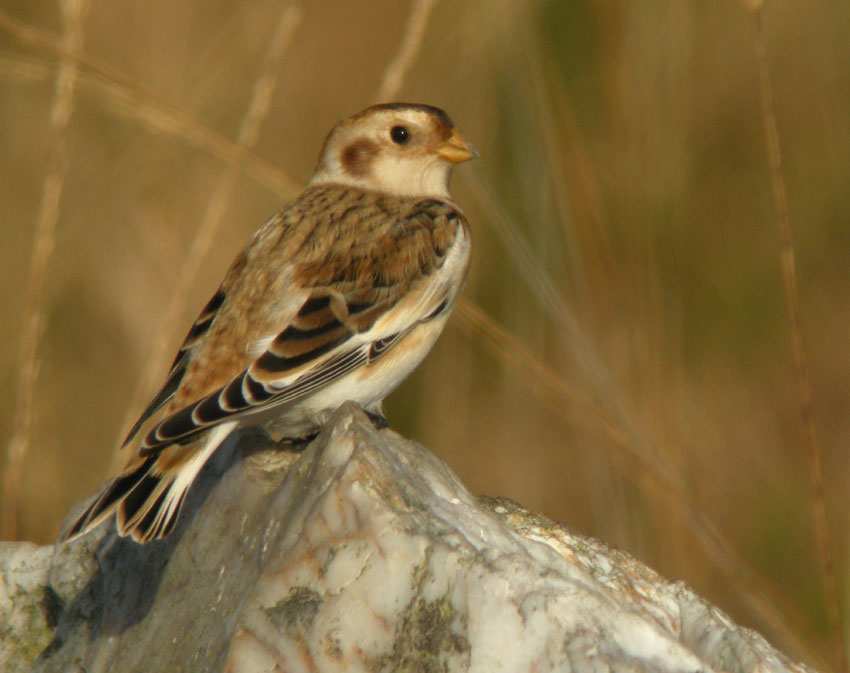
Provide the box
[310,103,477,200]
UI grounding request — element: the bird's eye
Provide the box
[390,125,409,144]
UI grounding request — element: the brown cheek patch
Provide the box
[341,138,379,178]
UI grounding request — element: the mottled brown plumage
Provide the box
[61,103,476,543]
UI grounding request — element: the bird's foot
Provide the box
[277,432,319,451]
[364,410,390,430]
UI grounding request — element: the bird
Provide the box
[60,102,476,544]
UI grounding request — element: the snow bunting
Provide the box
[61,103,476,543]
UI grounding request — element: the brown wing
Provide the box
[139,187,467,453]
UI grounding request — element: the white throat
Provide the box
[310,155,454,200]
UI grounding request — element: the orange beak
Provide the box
[437,129,478,164]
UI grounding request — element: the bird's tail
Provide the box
[59,421,236,544]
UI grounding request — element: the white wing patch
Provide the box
[247,334,277,358]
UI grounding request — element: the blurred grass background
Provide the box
[1,0,848,669]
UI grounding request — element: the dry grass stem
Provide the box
[89,70,302,197]
[462,172,620,411]
[750,7,846,673]
[375,0,439,101]
[540,54,619,302]
[235,6,304,149]
[115,3,304,460]
[454,299,630,449]
[1,0,91,539]
[0,10,302,197]
[519,31,587,281]
[0,54,52,81]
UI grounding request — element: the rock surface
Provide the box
[0,403,817,673]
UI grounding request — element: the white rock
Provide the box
[0,404,817,673]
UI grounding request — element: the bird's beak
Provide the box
[437,129,478,164]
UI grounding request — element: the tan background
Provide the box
[1,1,848,670]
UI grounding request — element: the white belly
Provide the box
[247,313,446,438]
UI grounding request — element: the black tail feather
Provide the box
[117,472,162,526]
[129,487,187,543]
[59,455,157,542]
